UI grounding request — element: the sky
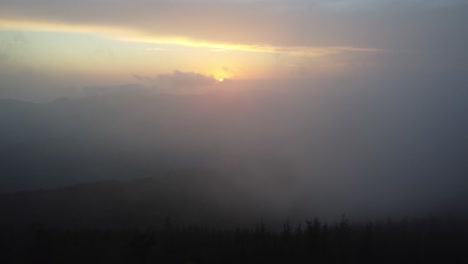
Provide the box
[0,0,467,221]
[1,0,467,100]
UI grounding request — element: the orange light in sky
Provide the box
[0,18,384,82]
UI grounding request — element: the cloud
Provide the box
[2,0,466,49]
[2,0,466,68]
[0,52,7,63]
[0,18,383,58]
[134,71,217,91]
[0,0,467,99]
[144,47,166,51]
[1,76,467,218]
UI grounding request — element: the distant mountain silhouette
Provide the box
[0,171,267,229]
[0,94,229,191]
[1,84,467,219]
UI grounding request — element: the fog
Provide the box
[1,73,467,222]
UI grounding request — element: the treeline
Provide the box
[0,217,467,263]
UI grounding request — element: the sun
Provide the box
[218,78,224,82]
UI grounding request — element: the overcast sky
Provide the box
[0,0,467,100]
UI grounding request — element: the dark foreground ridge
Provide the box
[1,177,468,263]
[1,217,467,264]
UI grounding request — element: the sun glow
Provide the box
[0,18,384,82]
